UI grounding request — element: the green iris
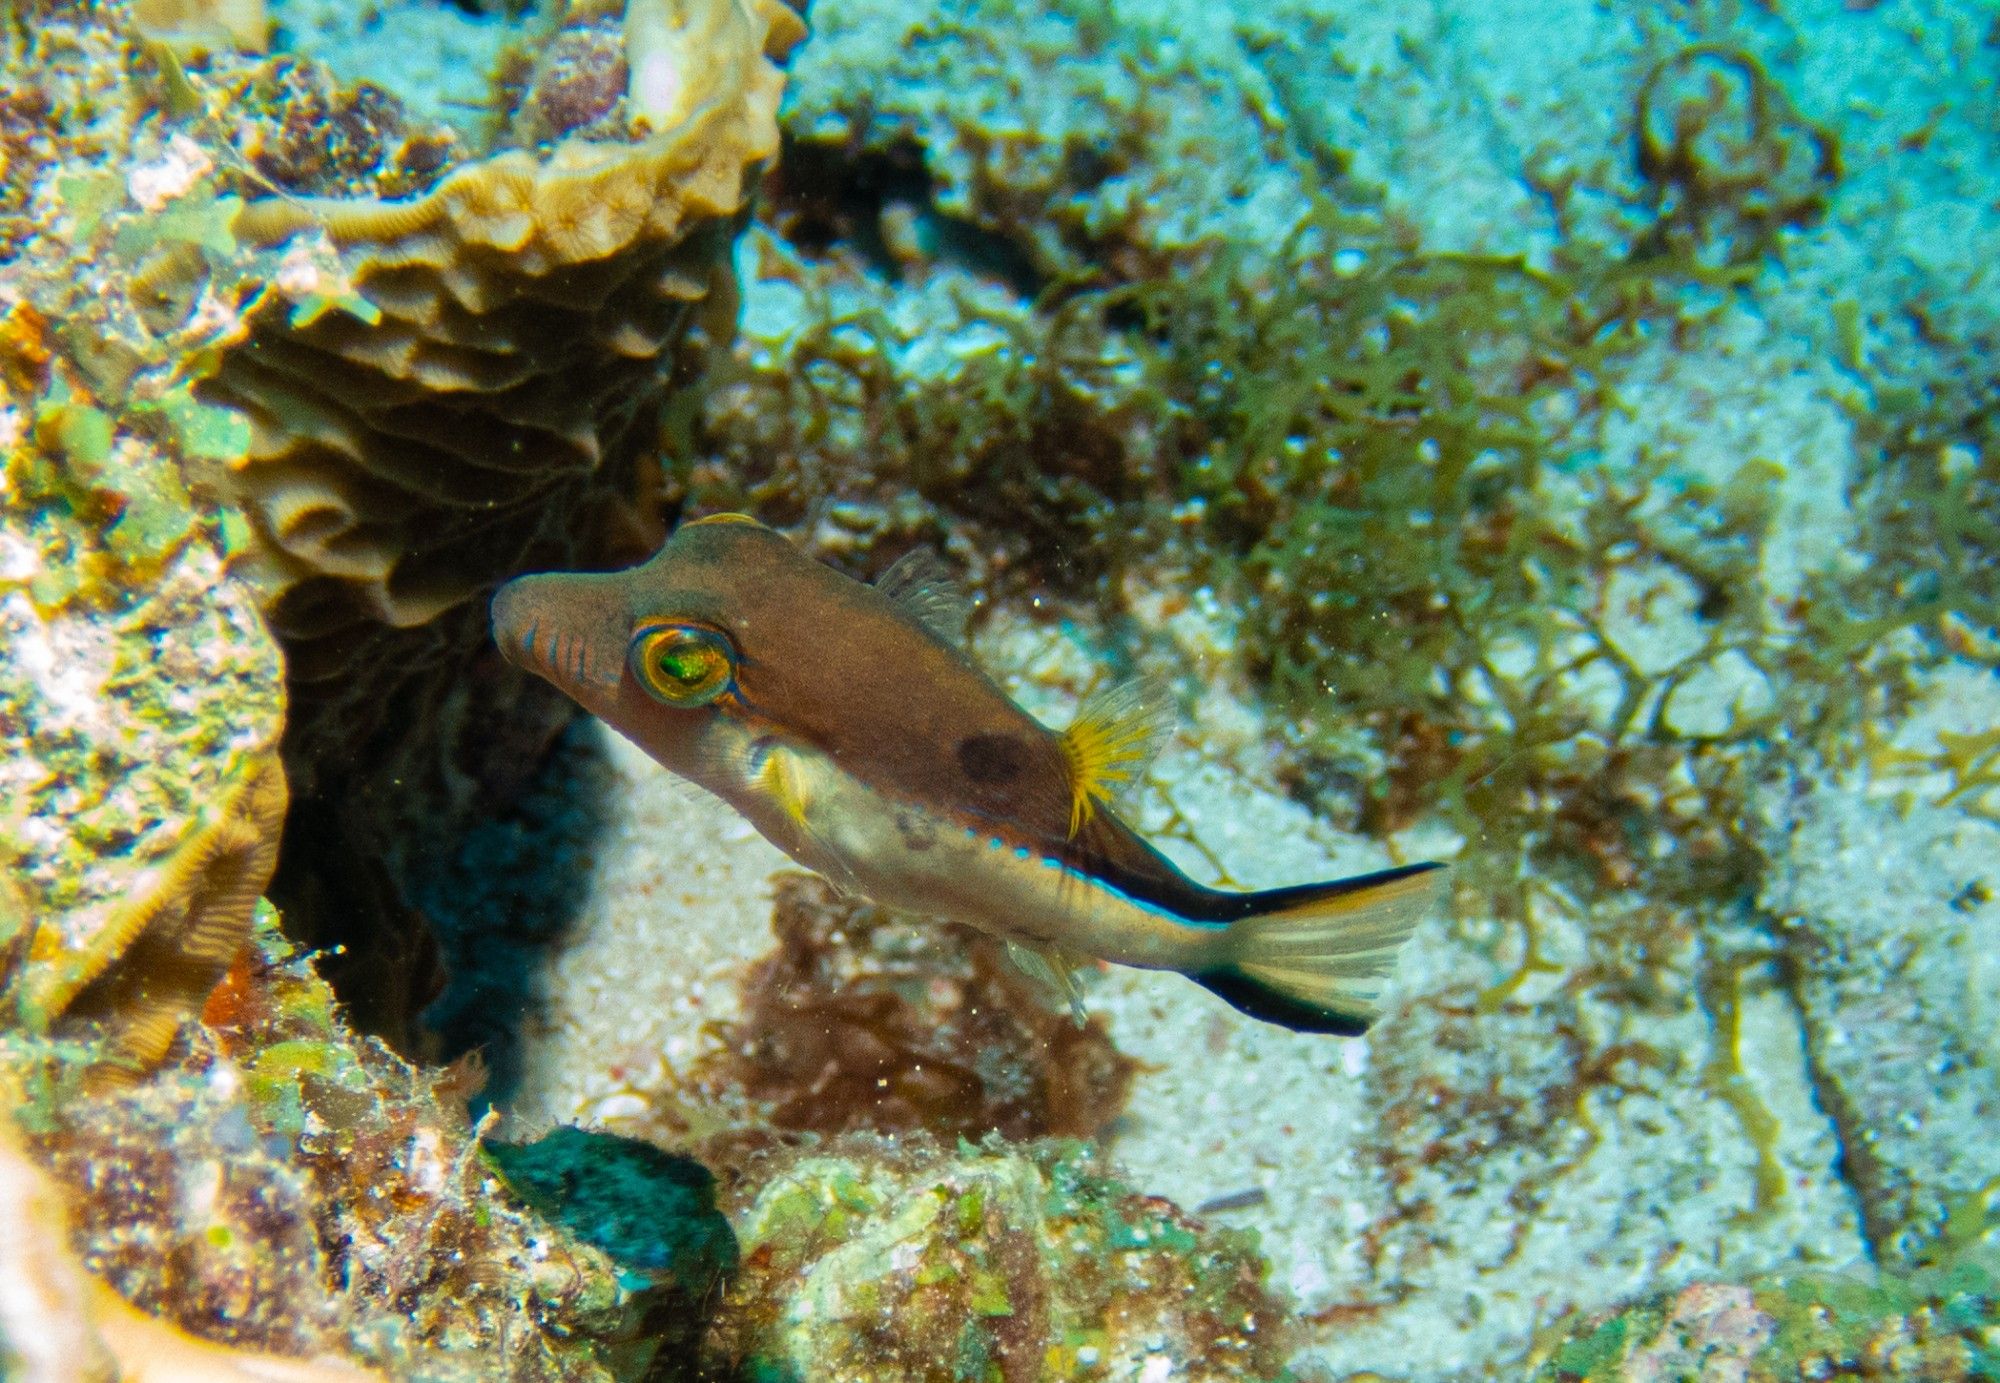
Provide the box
[630,623,735,706]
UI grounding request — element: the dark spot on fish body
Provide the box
[957,731,1028,785]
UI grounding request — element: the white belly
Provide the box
[717,739,1226,973]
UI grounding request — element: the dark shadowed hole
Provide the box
[763,130,1045,299]
[401,715,617,1113]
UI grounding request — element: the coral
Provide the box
[215,0,803,658]
[225,58,461,200]
[37,749,287,1075]
[1535,1283,1776,1383]
[682,874,1139,1146]
[1530,1221,2000,1383]
[2,907,657,1381]
[205,0,804,1038]
[707,1135,1295,1382]
[0,0,805,1047]
[0,1100,383,1383]
[0,297,287,1070]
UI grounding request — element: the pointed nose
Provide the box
[490,574,550,671]
[490,570,627,702]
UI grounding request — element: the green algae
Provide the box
[1532,1182,2000,1381]
[113,185,242,261]
[712,1137,1293,1381]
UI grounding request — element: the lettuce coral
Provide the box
[0,0,804,1051]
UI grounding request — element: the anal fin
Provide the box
[1004,940,1088,1027]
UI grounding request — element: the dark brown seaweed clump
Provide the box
[689,874,1141,1146]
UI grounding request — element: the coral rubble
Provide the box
[1531,1252,2000,1383]
[0,1104,383,1383]
[4,910,647,1380]
[708,1135,1296,1383]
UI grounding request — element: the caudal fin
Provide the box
[1193,862,1444,1035]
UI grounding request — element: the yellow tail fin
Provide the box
[1194,863,1443,1034]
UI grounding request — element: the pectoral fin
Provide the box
[750,741,864,896]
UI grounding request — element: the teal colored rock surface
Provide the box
[487,1126,737,1285]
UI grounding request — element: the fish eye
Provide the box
[629,623,735,706]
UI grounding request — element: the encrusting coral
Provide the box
[1,908,687,1381]
[28,750,287,1077]
[1530,1207,2000,1383]
[707,1135,1296,1382]
[0,294,289,1071]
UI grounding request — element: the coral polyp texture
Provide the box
[2,911,665,1381]
[708,1136,1297,1383]
[217,0,803,659]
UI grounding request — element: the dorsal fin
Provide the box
[1059,675,1175,838]
[874,548,972,646]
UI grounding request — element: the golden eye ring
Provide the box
[629,623,736,706]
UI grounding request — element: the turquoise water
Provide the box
[3,0,1997,1378]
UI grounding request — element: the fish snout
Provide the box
[489,575,544,671]
[490,571,621,699]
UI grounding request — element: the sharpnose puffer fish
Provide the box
[490,515,1443,1035]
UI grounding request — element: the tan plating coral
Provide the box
[0,0,802,1064]
[216,0,804,653]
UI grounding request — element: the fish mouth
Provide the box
[490,576,616,695]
